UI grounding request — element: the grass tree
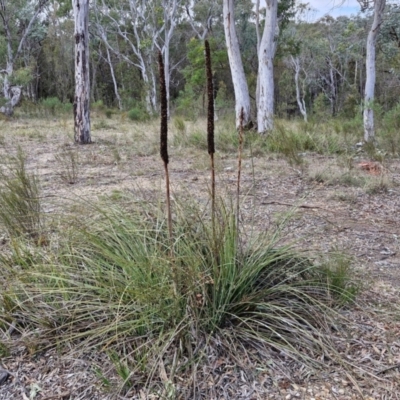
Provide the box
[73,0,91,144]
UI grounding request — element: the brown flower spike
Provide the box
[159,51,169,165]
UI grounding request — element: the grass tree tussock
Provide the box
[0,197,358,394]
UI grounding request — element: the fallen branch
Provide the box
[260,200,328,210]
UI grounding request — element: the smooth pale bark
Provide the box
[73,0,91,144]
[255,0,261,108]
[94,0,163,114]
[223,0,251,128]
[362,0,386,143]
[291,56,307,122]
[105,47,122,110]
[257,0,278,133]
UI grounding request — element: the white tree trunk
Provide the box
[106,47,122,110]
[223,0,251,128]
[73,0,91,144]
[0,61,19,116]
[257,0,278,133]
[363,0,386,143]
[291,56,307,122]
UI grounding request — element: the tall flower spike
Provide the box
[205,40,215,156]
[159,51,169,165]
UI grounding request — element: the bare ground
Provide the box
[0,117,400,399]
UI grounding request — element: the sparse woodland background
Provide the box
[0,0,399,130]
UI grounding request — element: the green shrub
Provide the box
[41,97,63,116]
[128,107,149,121]
[92,100,105,112]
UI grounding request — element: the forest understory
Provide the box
[0,116,399,400]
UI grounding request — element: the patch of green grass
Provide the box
[128,107,149,122]
[365,174,390,194]
[93,119,115,130]
[187,130,208,150]
[308,164,367,188]
[0,195,358,394]
[0,148,42,239]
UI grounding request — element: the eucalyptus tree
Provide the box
[255,0,295,132]
[257,0,278,133]
[223,0,252,128]
[289,55,307,121]
[162,0,184,117]
[377,3,400,108]
[93,0,183,115]
[40,3,74,102]
[358,0,386,142]
[73,0,91,144]
[0,0,49,115]
[185,0,219,40]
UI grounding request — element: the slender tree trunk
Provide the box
[257,0,278,134]
[73,0,91,144]
[328,60,336,116]
[106,47,122,110]
[291,56,307,122]
[255,0,261,109]
[362,0,386,143]
[223,0,251,129]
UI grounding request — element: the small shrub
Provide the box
[41,97,63,116]
[92,100,105,112]
[313,92,330,119]
[128,107,149,121]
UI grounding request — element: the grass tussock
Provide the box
[0,148,42,239]
[0,195,358,394]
